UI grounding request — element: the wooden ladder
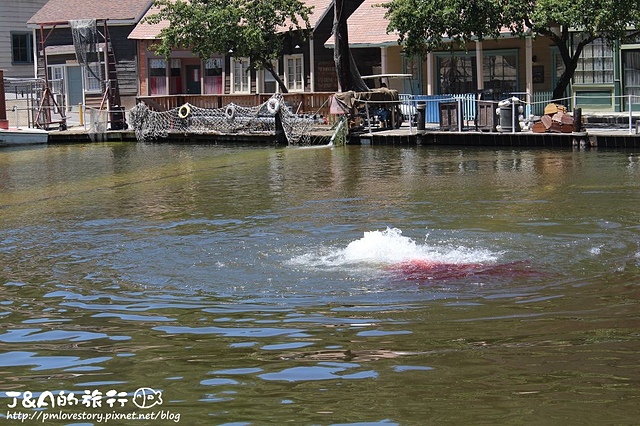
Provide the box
[99,23,120,109]
[98,22,126,129]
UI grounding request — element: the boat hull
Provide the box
[0,128,49,147]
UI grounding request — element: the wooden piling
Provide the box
[0,70,9,129]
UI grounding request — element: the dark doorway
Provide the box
[186,65,201,94]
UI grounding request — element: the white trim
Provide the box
[283,54,304,92]
[426,52,434,95]
[309,38,315,91]
[381,47,388,75]
[525,37,533,104]
[230,56,251,94]
[476,41,484,91]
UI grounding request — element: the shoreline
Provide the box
[42,124,640,149]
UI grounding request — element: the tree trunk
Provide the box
[547,32,593,103]
[263,60,288,93]
[551,41,578,101]
[333,0,368,92]
[552,68,573,101]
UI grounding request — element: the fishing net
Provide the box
[129,94,320,145]
[88,109,107,142]
[70,19,102,82]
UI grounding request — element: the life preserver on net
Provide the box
[225,104,236,120]
[267,97,280,115]
[178,104,191,119]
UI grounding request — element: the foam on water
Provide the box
[288,227,501,279]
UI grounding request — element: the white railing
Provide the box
[401,92,640,134]
[532,91,554,116]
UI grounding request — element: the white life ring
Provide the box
[178,104,191,119]
[267,97,280,115]
[225,104,236,120]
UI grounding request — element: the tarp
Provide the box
[333,88,400,113]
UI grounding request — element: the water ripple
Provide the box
[0,351,111,371]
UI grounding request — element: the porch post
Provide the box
[476,40,484,91]
[525,36,533,107]
[613,39,621,112]
[426,52,434,95]
[310,37,315,92]
[381,47,388,75]
[0,70,8,129]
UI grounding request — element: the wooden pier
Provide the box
[350,126,640,148]
[45,123,640,149]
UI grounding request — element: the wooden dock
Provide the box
[45,124,639,148]
[350,126,640,148]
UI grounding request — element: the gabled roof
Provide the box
[305,0,334,30]
[128,5,163,40]
[128,0,334,40]
[28,0,154,26]
[325,0,524,49]
[325,0,398,48]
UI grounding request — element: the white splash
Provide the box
[288,227,499,271]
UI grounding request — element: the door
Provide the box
[67,66,83,109]
[623,49,640,111]
[186,65,201,94]
[403,56,422,94]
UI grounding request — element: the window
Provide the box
[573,35,614,84]
[262,60,278,93]
[284,55,304,92]
[403,55,422,93]
[11,32,33,64]
[231,57,251,93]
[623,50,640,101]
[204,57,223,94]
[437,55,476,94]
[149,58,167,95]
[550,48,568,97]
[436,50,517,95]
[48,66,65,94]
[170,59,182,94]
[85,62,103,93]
[483,53,517,93]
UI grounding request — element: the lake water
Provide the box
[0,142,639,425]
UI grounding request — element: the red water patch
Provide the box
[388,259,536,281]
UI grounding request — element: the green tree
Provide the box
[145,0,313,93]
[383,0,640,99]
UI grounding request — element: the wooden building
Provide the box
[128,0,376,97]
[27,0,154,113]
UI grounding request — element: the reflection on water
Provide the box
[0,143,639,424]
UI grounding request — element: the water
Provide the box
[0,143,639,425]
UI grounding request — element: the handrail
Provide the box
[137,92,336,118]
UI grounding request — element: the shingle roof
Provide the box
[128,0,333,40]
[325,0,398,48]
[326,2,524,48]
[28,0,154,26]
[305,0,334,30]
[127,5,163,40]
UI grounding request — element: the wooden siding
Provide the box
[0,0,48,78]
[34,24,139,96]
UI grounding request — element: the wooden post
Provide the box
[0,69,8,129]
[573,108,582,132]
[275,110,287,144]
